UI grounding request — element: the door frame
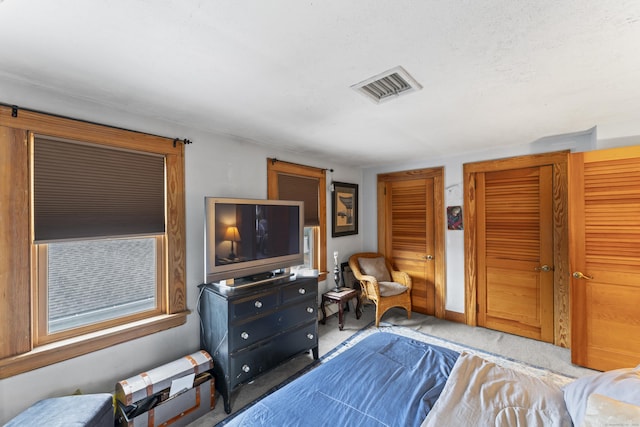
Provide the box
[377,166,446,319]
[463,151,570,347]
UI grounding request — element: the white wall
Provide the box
[0,100,362,423]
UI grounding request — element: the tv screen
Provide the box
[204,197,304,284]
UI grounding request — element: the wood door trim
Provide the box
[568,152,587,364]
[0,126,30,358]
[464,151,570,347]
[539,165,556,343]
[377,167,446,318]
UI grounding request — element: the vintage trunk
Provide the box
[115,350,215,427]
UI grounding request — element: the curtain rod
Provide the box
[1,102,193,147]
[270,157,334,173]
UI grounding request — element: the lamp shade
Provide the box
[223,226,241,242]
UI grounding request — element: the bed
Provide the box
[222,332,640,427]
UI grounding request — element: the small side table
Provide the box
[321,287,362,330]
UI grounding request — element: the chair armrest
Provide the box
[358,275,381,299]
[391,271,412,290]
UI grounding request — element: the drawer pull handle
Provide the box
[241,332,249,340]
[306,333,314,340]
[306,307,314,313]
[242,364,251,373]
[254,301,263,308]
[298,288,306,295]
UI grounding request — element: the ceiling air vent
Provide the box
[351,66,422,104]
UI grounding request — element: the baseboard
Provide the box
[320,306,466,324]
[444,310,465,324]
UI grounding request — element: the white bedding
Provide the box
[562,363,640,426]
[582,393,640,427]
[421,352,573,427]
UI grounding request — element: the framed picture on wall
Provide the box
[331,181,358,237]
[447,205,463,230]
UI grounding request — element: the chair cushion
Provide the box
[379,281,408,297]
[6,393,114,427]
[358,257,391,282]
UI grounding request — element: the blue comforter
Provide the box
[224,332,459,427]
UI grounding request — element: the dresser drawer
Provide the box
[229,321,318,389]
[230,297,317,352]
[282,279,317,303]
[231,291,278,320]
[277,296,317,327]
[275,320,318,359]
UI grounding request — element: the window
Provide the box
[32,135,166,343]
[0,106,187,378]
[35,236,163,343]
[267,159,327,280]
[303,227,314,269]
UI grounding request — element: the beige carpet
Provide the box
[189,304,598,426]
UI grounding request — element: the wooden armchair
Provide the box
[348,252,412,327]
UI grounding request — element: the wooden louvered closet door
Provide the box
[384,178,436,315]
[378,167,445,319]
[477,165,554,342]
[570,147,640,371]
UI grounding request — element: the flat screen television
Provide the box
[204,197,304,285]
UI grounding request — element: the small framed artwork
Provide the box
[332,181,358,237]
[447,206,463,230]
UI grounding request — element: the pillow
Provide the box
[562,364,640,427]
[357,257,391,282]
[422,352,572,427]
[582,393,640,427]
[378,281,408,296]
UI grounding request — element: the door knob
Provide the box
[424,255,434,260]
[573,271,593,280]
[534,265,553,272]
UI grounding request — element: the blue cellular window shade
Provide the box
[34,136,165,242]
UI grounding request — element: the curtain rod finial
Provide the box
[173,138,193,148]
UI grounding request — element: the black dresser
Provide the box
[198,275,319,413]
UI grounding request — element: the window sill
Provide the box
[0,311,189,379]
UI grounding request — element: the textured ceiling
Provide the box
[1,0,639,166]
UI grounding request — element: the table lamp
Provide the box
[224,226,241,259]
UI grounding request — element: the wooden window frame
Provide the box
[0,106,187,379]
[267,159,327,281]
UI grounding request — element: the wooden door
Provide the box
[377,167,445,318]
[569,147,640,371]
[477,165,555,342]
